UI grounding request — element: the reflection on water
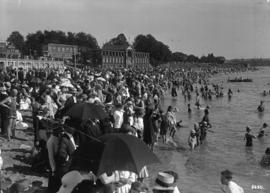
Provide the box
[161,67,270,193]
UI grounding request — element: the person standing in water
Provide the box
[228,88,233,100]
[257,101,264,112]
[201,108,211,128]
[258,123,268,138]
[187,103,192,114]
[244,127,256,147]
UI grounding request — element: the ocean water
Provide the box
[161,67,270,193]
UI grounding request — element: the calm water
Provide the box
[161,67,270,193]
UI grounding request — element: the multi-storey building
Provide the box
[0,42,21,58]
[101,44,150,69]
[42,43,78,60]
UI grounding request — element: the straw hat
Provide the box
[153,172,175,191]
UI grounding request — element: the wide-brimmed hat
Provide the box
[153,172,175,191]
[5,82,11,88]
[0,86,6,92]
[126,101,133,106]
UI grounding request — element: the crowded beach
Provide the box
[0,62,267,193]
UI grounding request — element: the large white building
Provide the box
[101,44,150,69]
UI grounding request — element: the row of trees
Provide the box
[6,31,225,66]
[6,31,101,64]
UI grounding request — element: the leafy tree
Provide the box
[6,31,25,53]
[24,30,44,57]
[104,33,129,47]
[186,54,199,63]
[170,52,187,62]
[133,34,172,66]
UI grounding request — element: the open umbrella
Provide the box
[66,103,108,120]
[71,140,104,175]
[97,133,160,176]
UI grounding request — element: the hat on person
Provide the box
[265,147,270,155]
[153,172,175,191]
[0,87,6,92]
[57,170,84,193]
[115,103,123,109]
[71,180,113,193]
[221,170,233,180]
[9,179,31,193]
[5,82,11,88]
[130,181,149,193]
[70,87,77,93]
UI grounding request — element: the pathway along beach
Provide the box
[1,67,270,193]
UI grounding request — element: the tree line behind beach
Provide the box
[6,31,225,67]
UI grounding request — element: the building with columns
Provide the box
[101,44,150,69]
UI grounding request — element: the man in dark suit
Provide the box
[0,86,9,135]
[63,88,78,112]
[54,126,76,192]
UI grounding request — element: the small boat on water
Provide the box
[228,78,253,83]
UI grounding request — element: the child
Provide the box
[194,123,201,146]
[244,127,256,147]
[133,110,144,139]
[188,129,197,150]
[160,111,168,143]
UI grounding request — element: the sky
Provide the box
[0,0,270,59]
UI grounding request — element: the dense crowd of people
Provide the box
[0,64,266,193]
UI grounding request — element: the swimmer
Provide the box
[188,128,197,150]
[199,121,208,144]
[187,104,192,114]
[193,123,201,146]
[258,123,268,138]
[257,101,265,112]
[228,88,233,98]
[260,147,270,167]
[244,127,256,147]
[195,95,200,109]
